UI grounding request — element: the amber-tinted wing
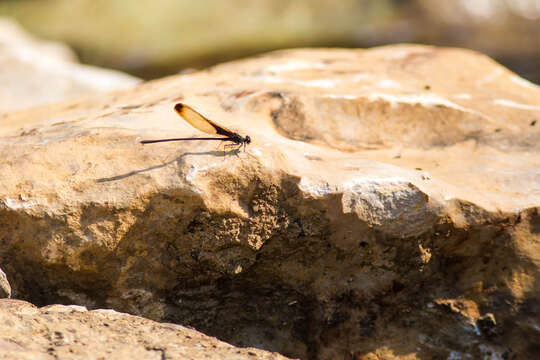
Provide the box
[174,103,234,137]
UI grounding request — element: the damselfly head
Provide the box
[245,135,251,144]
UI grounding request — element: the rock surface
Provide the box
[0,268,10,298]
[0,299,292,360]
[0,45,539,359]
[0,18,140,113]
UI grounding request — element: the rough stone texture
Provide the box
[0,18,140,113]
[0,45,539,359]
[0,268,10,298]
[0,299,292,360]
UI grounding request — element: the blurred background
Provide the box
[0,0,539,83]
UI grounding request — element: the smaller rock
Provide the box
[0,17,140,113]
[0,268,10,298]
[0,299,294,360]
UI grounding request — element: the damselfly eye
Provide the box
[245,136,251,144]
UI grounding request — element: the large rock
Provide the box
[0,299,292,359]
[0,45,539,359]
[0,18,139,113]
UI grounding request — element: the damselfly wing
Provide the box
[140,103,251,150]
[174,103,231,137]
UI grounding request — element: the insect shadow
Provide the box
[95,149,240,183]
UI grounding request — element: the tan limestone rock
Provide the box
[0,18,140,113]
[0,45,539,359]
[0,299,292,360]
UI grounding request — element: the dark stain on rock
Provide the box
[190,249,200,261]
[293,218,306,238]
[268,92,284,99]
[476,313,498,338]
[531,208,540,234]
